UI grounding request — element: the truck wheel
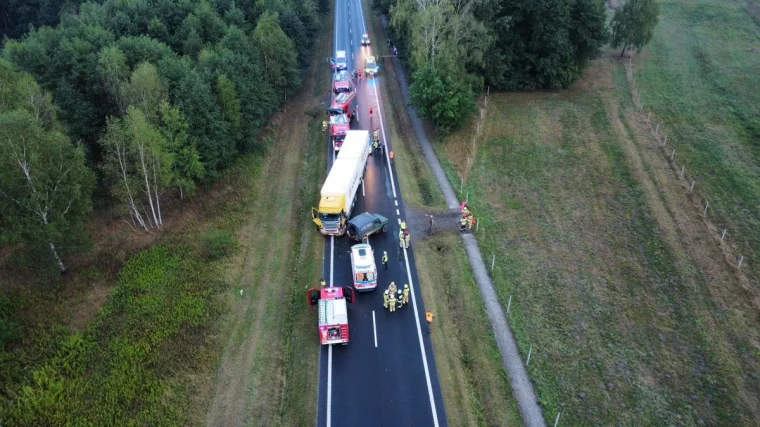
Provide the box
[382,225,387,232]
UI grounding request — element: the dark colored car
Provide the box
[347,213,389,241]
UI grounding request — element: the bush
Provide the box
[409,66,476,135]
[202,228,237,260]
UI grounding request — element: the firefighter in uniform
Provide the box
[404,230,411,248]
[399,229,405,249]
[382,251,388,270]
[389,292,397,312]
[403,284,409,305]
[320,278,326,287]
[400,220,407,231]
[322,120,328,132]
[383,290,389,309]
[460,216,467,232]
[467,214,473,231]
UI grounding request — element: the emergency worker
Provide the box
[460,216,467,231]
[322,120,327,132]
[382,251,388,270]
[388,282,397,294]
[400,220,407,231]
[403,284,409,305]
[383,290,389,309]
[399,229,405,248]
[389,293,397,312]
[426,311,434,331]
[404,230,411,248]
[320,278,326,287]
[467,215,473,231]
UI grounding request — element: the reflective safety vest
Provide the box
[426,312,434,323]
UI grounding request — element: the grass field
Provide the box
[434,2,760,424]
[634,0,760,287]
[365,4,522,425]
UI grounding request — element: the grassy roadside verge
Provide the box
[364,3,522,425]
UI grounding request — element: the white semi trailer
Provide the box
[311,130,371,236]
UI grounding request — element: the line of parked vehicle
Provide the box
[308,35,395,345]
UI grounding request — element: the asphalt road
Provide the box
[316,1,447,426]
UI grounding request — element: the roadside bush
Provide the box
[409,66,476,135]
[202,228,238,260]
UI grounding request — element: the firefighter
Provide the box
[322,120,328,132]
[389,292,397,312]
[467,214,473,231]
[397,289,404,308]
[400,220,407,231]
[388,281,397,294]
[404,230,411,248]
[460,216,467,232]
[382,251,388,270]
[320,278,326,287]
[383,290,389,309]
[389,151,395,163]
[399,229,405,249]
[403,284,409,305]
[426,311,434,331]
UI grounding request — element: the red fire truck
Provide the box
[329,91,357,122]
[333,70,352,94]
[329,113,351,150]
[307,286,355,345]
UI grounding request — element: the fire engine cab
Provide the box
[328,91,357,122]
[307,286,355,345]
[329,113,350,150]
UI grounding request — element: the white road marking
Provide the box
[327,344,333,427]
[362,178,365,196]
[372,310,378,347]
[396,209,400,216]
[402,246,440,427]
[394,200,398,206]
[357,0,437,424]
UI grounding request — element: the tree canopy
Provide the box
[610,0,660,57]
[1,0,324,269]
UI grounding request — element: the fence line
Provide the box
[625,59,747,271]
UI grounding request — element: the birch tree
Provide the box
[0,62,94,273]
[101,107,174,231]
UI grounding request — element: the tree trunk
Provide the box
[49,241,67,274]
[620,45,627,57]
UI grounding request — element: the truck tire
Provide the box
[382,225,387,233]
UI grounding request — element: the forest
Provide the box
[375,0,609,132]
[1,0,327,272]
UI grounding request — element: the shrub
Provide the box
[202,228,238,260]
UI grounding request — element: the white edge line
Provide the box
[403,247,440,427]
[327,344,333,427]
[372,310,378,347]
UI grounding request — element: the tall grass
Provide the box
[1,245,225,425]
